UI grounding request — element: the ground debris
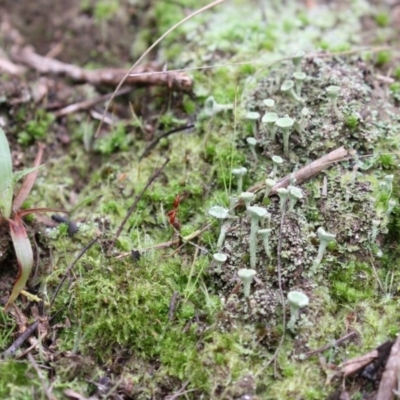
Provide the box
[9,45,192,91]
[331,339,399,399]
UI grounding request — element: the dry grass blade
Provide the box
[13,143,45,211]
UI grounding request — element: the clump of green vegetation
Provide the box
[345,114,359,130]
[378,153,396,170]
[18,109,54,145]
[390,82,400,101]
[94,123,131,155]
[375,12,390,27]
[0,360,40,398]
[375,50,392,67]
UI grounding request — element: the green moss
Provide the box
[0,311,15,349]
[377,153,396,169]
[18,109,54,146]
[332,280,369,303]
[331,43,352,52]
[375,12,390,27]
[159,112,187,131]
[375,50,392,67]
[390,82,400,94]
[93,0,119,22]
[0,361,39,399]
[345,114,359,130]
[183,98,196,114]
[94,123,131,155]
[330,261,374,303]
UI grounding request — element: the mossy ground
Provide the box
[1,0,400,399]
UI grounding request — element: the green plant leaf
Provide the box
[0,128,13,218]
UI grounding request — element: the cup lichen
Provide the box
[258,228,273,258]
[280,80,304,103]
[314,227,336,265]
[208,206,232,249]
[275,117,294,157]
[287,290,309,332]
[204,96,233,117]
[238,268,257,298]
[213,252,228,273]
[248,206,268,269]
[232,167,248,194]
[262,112,279,141]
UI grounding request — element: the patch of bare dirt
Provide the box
[1,0,151,67]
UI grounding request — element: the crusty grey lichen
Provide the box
[308,172,377,258]
[212,168,383,341]
[244,56,399,168]
[215,199,316,326]
[210,55,399,354]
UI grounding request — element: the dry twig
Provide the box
[165,381,197,400]
[139,123,195,160]
[0,48,25,75]
[27,353,56,400]
[339,349,379,377]
[11,46,192,91]
[302,331,357,359]
[114,220,213,260]
[50,238,99,307]
[248,146,350,196]
[339,340,394,378]
[53,87,132,118]
[1,319,39,358]
[110,158,170,252]
[376,334,400,400]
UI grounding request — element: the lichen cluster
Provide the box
[210,55,400,340]
[244,55,397,164]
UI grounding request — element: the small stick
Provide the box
[247,146,350,195]
[165,381,198,400]
[376,334,400,400]
[168,292,180,322]
[53,87,132,117]
[139,123,195,160]
[1,320,39,358]
[50,238,98,307]
[0,52,25,75]
[110,158,170,252]
[339,341,393,377]
[11,46,192,91]
[301,331,357,359]
[27,353,55,400]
